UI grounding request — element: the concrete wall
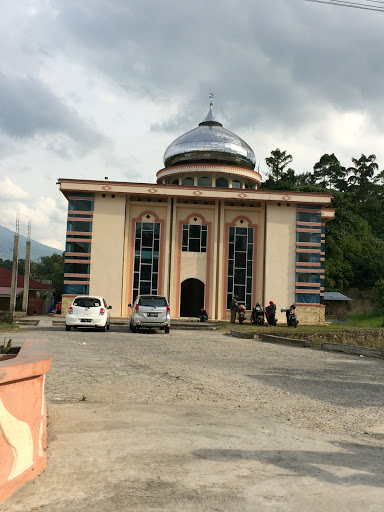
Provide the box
[61,296,73,316]
[90,194,127,315]
[296,305,325,325]
[0,339,51,504]
[264,203,297,324]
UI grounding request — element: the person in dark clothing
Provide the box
[230,295,239,323]
[199,307,208,322]
[265,300,277,326]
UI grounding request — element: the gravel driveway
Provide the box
[4,326,384,511]
[34,326,384,440]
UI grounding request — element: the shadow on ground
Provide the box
[193,440,384,488]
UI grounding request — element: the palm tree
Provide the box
[347,154,378,204]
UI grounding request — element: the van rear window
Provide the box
[73,297,101,308]
[138,296,167,307]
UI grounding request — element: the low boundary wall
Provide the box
[321,343,384,359]
[0,339,51,504]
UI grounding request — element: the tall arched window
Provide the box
[183,177,194,186]
[216,177,229,188]
[172,179,179,185]
[198,176,212,187]
[232,180,241,189]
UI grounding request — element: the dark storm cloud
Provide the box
[0,72,103,150]
[43,0,384,133]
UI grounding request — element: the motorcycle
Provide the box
[281,305,299,328]
[238,304,246,324]
[251,305,264,326]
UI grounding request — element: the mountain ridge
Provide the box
[0,224,63,262]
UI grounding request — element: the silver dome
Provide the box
[163,106,256,170]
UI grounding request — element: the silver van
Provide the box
[128,295,171,333]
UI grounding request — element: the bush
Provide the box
[0,313,12,324]
[372,279,384,310]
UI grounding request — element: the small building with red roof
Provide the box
[0,267,54,315]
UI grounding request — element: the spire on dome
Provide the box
[199,92,222,127]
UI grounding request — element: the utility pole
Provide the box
[9,214,20,321]
[22,221,32,314]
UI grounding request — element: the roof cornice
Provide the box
[58,178,333,205]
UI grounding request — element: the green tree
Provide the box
[374,169,384,185]
[324,191,384,290]
[265,149,293,182]
[34,253,65,294]
[347,154,378,204]
[0,259,13,272]
[295,171,318,189]
[361,194,384,240]
[313,153,348,191]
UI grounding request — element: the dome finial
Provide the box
[209,92,214,109]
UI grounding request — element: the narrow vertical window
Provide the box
[133,222,161,303]
[227,226,254,310]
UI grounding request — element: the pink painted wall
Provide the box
[0,339,51,504]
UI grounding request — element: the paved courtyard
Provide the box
[4,325,384,511]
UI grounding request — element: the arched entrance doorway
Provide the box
[180,278,205,318]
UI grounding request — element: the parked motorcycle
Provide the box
[281,305,299,328]
[238,304,246,324]
[251,303,264,326]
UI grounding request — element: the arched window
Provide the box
[198,176,212,187]
[244,183,249,189]
[183,177,194,186]
[172,179,179,185]
[232,180,241,189]
[216,177,229,188]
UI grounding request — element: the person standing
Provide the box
[230,295,239,323]
[265,300,277,326]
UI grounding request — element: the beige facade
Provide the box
[60,180,334,324]
[91,194,126,314]
[264,204,297,317]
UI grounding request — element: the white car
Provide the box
[128,295,171,333]
[65,295,112,331]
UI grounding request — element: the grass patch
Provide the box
[222,321,384,351]
[221,322,361,334]
[347,311,384,328]
[0,324,19,333]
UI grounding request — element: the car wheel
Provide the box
[164,326,170,334]
[65,325,71,331]
[107,322,110,331]
[100,324,107,332]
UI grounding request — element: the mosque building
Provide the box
[58,97,334,324]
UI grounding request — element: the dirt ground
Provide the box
[3,326,384,511]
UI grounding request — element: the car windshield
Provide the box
[138,296,167,307]
[73,297,101,308]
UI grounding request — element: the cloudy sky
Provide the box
[1,0,384,250]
